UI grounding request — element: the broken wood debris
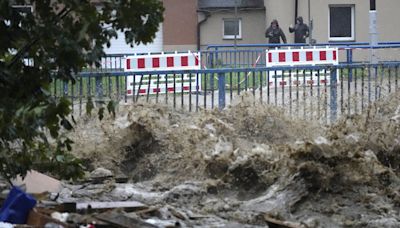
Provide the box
[95,211,157,228]
[263,214,304,228]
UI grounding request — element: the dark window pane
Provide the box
[12,6,32,15]
[224,20,239,36]
[330,7,352,37]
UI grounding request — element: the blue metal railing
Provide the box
[206,41,400,49]
[88,42,400,73]
[203,42,400,69]
[56,62,400,123]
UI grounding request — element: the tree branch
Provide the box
[7,7,73,68]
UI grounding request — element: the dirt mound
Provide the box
[67,93,400,227]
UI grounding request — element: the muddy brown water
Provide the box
[65,92,400,227]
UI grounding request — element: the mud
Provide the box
[65,93,400,227]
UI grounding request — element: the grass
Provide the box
[51,75,127,100]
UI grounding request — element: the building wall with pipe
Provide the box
[265,0,400,44]
[264,0,400,61]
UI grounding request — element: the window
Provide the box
[223,18,241,39]
[12,5,33,15]
[329,5,355,41]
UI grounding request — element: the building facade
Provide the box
[198,0,266,50]
[105,0,199,54]
[163,0,198,52]
[265,0,400,44]
[104,0,400,54]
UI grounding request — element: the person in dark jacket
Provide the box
[265,19,287,44]
[289,16,309,43]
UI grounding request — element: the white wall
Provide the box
[104,24,163,54]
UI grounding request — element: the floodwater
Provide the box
[64,92,400,227]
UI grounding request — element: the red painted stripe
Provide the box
[292,52,299,62]
[280,81,287,86]
[152,57,160,68]
[268,53,272,62]
[307,80,314,85]
[126,59,131,69]
[183,86,189,90]
[153,88,161,93]
[320,51,327,61]
[138,58,145,68]
[139,89,146,94]
[167,88,175,92]
[279,52,286,62]
[167,57,174,67]
[181,56,188,66]
[127,89,132,94]
[321,79,327,84]
[195,56,199,66]
[333,51,337,60]
[306,51,313,61]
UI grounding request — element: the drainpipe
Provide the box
[369,0,378,64]
[308,0,313,45]
[197,10,211,51]
[295,0,298,24]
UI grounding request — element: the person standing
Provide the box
[265,19,287,44]
[289,16,309,43]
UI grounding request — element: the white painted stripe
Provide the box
[299,51,307,62]
[145,57,152,69]
[313,50,319,62]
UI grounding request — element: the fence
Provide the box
[204,42,400,69]
[54,62,400,124]
[86,42,400,73]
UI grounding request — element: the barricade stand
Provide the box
[266,47,339,87]
[124,51,201,96]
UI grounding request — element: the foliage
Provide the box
[0,0,164,181]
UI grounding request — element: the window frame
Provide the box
[11,5,33,14]
[223,18,242,40]
[328,4,355,42]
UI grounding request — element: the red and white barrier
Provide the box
[124,51,201,95]
[266,47,339,87]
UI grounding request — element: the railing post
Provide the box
[347,48,353,81]
[330,67,338,122]
[95,75,103,100]
[210,48,218,92]
[63,81,69,97]
[218,72,226,110]
[215,47,219,67]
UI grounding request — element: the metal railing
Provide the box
[55,62,400,124]
[204,42,400,69]
[87,42,400,73]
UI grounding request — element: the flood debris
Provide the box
[3,93,400,227]
[12,170,62,194]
